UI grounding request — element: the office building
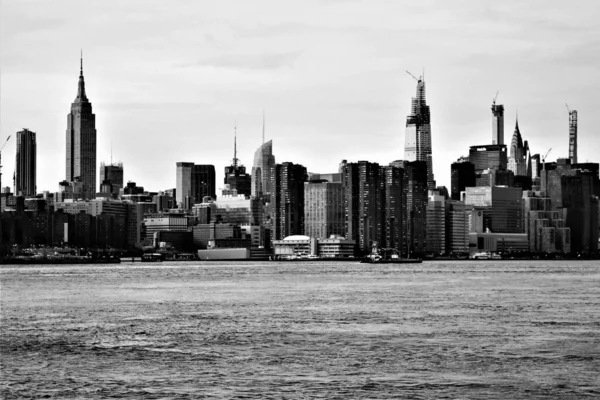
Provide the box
[224,127,251,197]
[445,201,473,254]
[176,162,216,209]
[451,161,475,200]
[404,75,436,190]
[464,186,523,233]
[66,56,97,199]
[99,162,124,197]
[15,128,36,197]
[251,140,276,197]
[402,161,428,256]
[468,145,508,174]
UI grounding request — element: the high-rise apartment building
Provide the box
[426,191,446,254]
[304,181,345,239]
[66,56,96,200]
[404,76,435,190]
[491,102,504,145]
[271,162,307,240]
[176,162,216,209]
[402,161,428,256]
[15,128,36,197]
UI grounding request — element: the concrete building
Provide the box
[15,128,36,197]
[404,75,436,190]
[272,235,355,258]
[66,56,96,200]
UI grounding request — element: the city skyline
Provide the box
[2,1,600,194]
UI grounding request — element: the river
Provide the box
[1,260,599,399]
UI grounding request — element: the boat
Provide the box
[360,242,422,264]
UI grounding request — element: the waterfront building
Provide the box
[404,75,436,190]
[304,181,345,239]
[445,201,473,255]
[66,56,97,199]
[402,161,428,256]
[384,164,404,252]
[426,191,446,255]
[15,128,36,197]
[271,162,308,241]
[464,186,523,234]
[542,159,599,253]
[451,161,475,200]
[272,235,355,258]
[176,162,216,209]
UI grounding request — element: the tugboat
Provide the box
[361,242,422,264]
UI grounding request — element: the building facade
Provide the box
[66,57,96,200]
[404,76,435,190]
[304,181,345,239]
[15,128,36,197]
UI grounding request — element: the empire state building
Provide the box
[66,56,97,199]
[404,75,436,190]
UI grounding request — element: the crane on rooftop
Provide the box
[406,70,421,82]
[0,135,10,153]
[493,91,499,106]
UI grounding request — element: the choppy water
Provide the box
[1,260,599,399]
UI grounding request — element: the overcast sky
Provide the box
[1,0,599,193]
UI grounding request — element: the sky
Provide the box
[1,0,599,193]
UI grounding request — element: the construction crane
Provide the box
[542,148,552,170]
[406,70,420,82]
[0,135,10,152]
[565,103,570,113]
[492,91,499,106]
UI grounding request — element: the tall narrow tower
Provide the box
[491,94,504,145]
[404,73,435,190]
[15,128,37,196]
[568,108,578,165]
[66,54,97,199]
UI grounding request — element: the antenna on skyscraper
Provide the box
[233,123,238,168]
[80,49,83,75]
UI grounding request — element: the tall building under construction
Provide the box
[404,74,435,190]
[568,108,578,165]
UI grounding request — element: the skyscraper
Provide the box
[271,162,308,240]
[450,161,475,201]
[404,75,435,190]
[251,140,275,197]
[491,101,504,145]
[304,181,345,239]
[15,128,36,197]
[508,119,528,176]
[66,55,96,200]
[568,108,578,165]
[224,126,251,197]
[176,162,216,209]
[99,162,124,197]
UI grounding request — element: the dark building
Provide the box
[66,56,97,200]
[224,126,251,197]
[542,159,599,253]
[451,161,475,200]
[402,161,428,256]
[99,162,124,197]
[384,164,404,252]
[176,163,216,208]
[15,128,37,197]
[271,162,308,241]
[469,144,508,174]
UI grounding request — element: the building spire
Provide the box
[75,51,88,102]
[233,123,238,168]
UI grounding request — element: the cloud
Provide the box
[183,51,303,70]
